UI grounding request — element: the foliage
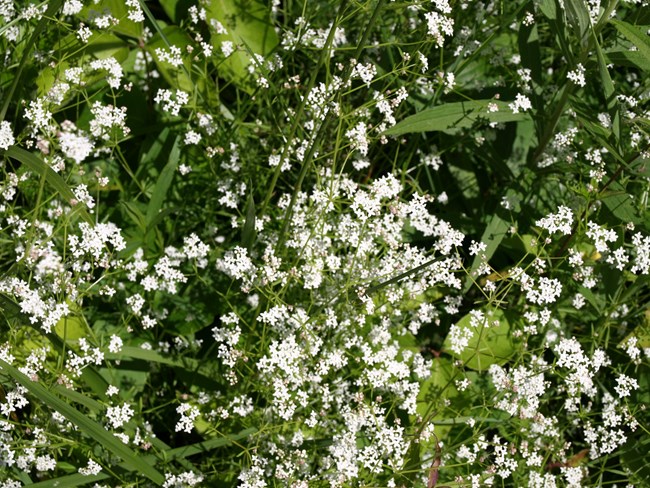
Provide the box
[0,0,649,486]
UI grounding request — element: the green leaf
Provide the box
[205,0,279,88]
[52,385,104,413]
[158,427,257,461]
[591,27,621,141]
[564,0,591,43]
[158,0,194,23]
[621,431,650,485]
[108,345,199,369]
[5,147,93,224]
[601,190,641,224]
[0,359,165,485]
[538,0,558,20]
[416,358,458,419]
[146,135,181,227]
[84,0,143,39]
[414,358,458,444]
[385,100,530,136]
[611,20,650,68]
[463,212,510,292]
[444,307,517,371]
[604,50,650,71]
[241,190,257,251]
[26,473,110,488]
[54,314,87,341]
[121,201,147,233]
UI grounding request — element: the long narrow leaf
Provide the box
[0,359,165,485]
[5,147,93,224]
[592,28,621,142]
[611,19,650,67]
[146,136,180,226]
[385,100,530,136]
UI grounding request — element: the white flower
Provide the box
[163,471,204,487]
[0,121,15,150]
[72,184,95,210]
[536,206,573,235]
[184,130,201,145]
[155,45,184,67]
[346,122,368,156]
[62,0,83,15]
[154,89,189,116]
[614,374,638,398]
[79,459,102,476]
[424,11,454,48]
[89,101,129,140]
[108,335,123,353]
[221,40,235,57]
[509,93,532,114]
[125,0,144,22]
[216,246,255,281]
[106,403,134,429]
[90,57,124,89]
[175,403,200,433]
[567,63,586,87]
[59,130,94,163]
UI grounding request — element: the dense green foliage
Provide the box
[0,0,649,486]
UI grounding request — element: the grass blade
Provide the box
[5,147,93,225]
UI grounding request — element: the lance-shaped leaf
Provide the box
[385,100,530,136]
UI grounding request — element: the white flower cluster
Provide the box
[586,221,617,253]
[155,89,190,116]
[424,10,454,48]
[509,93,532,114]
[67,222,126,269]
[62,0,83,15]
[125,0,145,22]
[490,360,549,419]
[90,57,124,89]
[567,63,586,87]
[78,459,102,476]
[24,98,53,133]
[631,232,650,274]
[89,101,130,140]
[175,403,200,433]
[216,246,255,283]
[0,120,14,150]
[58,124,94,163]
[162,471,204,488]
[351,61,377,87]
[0,278,70,333]
[106,403,134,429]
[536,205,573,235]
[155,45,184,67]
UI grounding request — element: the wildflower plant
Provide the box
[0,0,649,486]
